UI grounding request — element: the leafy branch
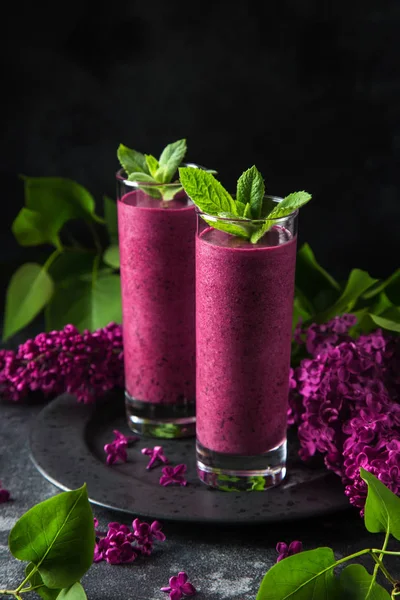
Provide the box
[256,469,400,599]
[0,486,94,600]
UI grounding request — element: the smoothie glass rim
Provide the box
[116,163,207,187]
[195,195,299,225]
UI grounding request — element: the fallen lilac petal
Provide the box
[161,571,196,599]
[170,590,183,600]
[0,484,10,503]
[141,446,169,469]
[159,464,188,487]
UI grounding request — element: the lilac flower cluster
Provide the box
[0,324,124,404]
[94,517,166,564]
[291,315,400,512]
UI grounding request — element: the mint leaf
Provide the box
[127,172,157,183]
[203,216,250,240]
[360,467,400,539]
[161,185,183,201]
[267,191,312,219]
[179,167,237,216]
[339,564,390,599]
[236,165,265,219]
[244,202,252,218]
[9,485,95,589]
[157,139,187,183]
[117,144,148,174]
[236,201,247,216]
[3,263,54,341]
[250,219,274,244]
[145,154,160,178]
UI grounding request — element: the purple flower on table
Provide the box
[132,518,166,555]
[94,521,136,564]
[142,446,169,469]
[276,540,303,562]
[104,429,138,465]
[160,464,188,487]
[161,571,196,599]
[0,482,10,503]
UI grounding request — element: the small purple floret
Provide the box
[161,571,196,599]
[141,446,169,469]
[276,540,303,562]
[159,464,188,487]
[104,429,138,465]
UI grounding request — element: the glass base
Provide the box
[125,391,196,438]
[196,440,287,491]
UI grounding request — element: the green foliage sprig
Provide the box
[256,470,400,599]
[0,486,94,600]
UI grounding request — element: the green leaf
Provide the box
[250,219,274,244]
[202,216,250,239]
[267,191,312,219]
[243,202,253,218]
[339,564,391,599]
[145,154,160,178]
[57,582,87,600]
[161,185,183,201]
[117,144,148,174]
[179,167,237,216]
[362,268,400,303]
[12,208,62,249]
[3,263,54,341]
[369,311,400,333]
[22,177,100,245]
[295,243,341,316]
[157,138,187,183]
[256,548,337,600]
[25,564,61,600]
[46,273,122,331]
[127,172,157,183]
[236,165,265,219]
[103,196,118,244]
[360,467,400,539]
[317,269,378,322]
[103,245,120,269]
[9,485,95,589]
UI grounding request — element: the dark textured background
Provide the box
[1,1,399,292]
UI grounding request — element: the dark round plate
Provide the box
[30,393,350,524]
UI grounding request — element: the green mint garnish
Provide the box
[179,166,312,243]
[236,165,265,219]
[117,139,188,200]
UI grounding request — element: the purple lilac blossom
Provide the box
[290,315,400,513]
[276,540,303,562]
[0,323,124,403]
[141,446,169,469]
[159,465,188,487]
[161,571,196,600]
[93,518,166,564]
[104,430,138,465]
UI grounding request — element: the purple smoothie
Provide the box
[196,226,297,455]
[118,190,196,405]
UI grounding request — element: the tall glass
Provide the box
[117,170,196,438]
[195,200,298,490]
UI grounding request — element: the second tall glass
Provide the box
[117,171,196,438]
[195,204,298,490]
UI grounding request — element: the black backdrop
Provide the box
[1,1,399,300]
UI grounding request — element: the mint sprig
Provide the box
[179,166,312,243]
[117,139,187,200]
